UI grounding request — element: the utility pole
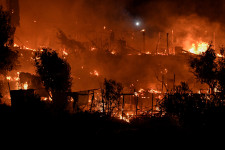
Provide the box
[156,32,161,55]
[173,73,176,92]
[142,29,146,52]
[167,33,169,54]
[172,30,174,54]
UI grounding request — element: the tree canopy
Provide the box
[190,45,217,93]
[35,49,72,110]
[0,6,18,75]
[103,78,123,114]
[0,6,15,47]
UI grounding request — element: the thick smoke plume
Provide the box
[14,0,225,92]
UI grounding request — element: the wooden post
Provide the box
[173,73,176,92]
[167,33,169,54]
[122,95,125,119]
[136,96,138,117]
[89,90,94,112]
[101,89,104,113]
[156,32,161,55]
[172,30,174,54]
[214,32,216,50]
[143,31,145,52]
[162,74,164,93]
[152,93,154,116]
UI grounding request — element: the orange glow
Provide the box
[90,47,97,51]
[62,49,68,56]
[90,70,99,76]
[138,88,145,93]
[188,41,209,55]
[111,50,116,55]
[23,82,28,90]
[6,76,12,80]
[13,43,19,47]
[148,89,162,94]
[93,70,99,76]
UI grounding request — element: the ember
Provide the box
[188,42,209,55]
[23,82,28,90]
[0,0,225,138]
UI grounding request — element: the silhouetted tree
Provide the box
[175,81,192,94]
[35,49,72,111]
[190,45,217,94]
[0,6,15,47]
[217,47,225,97]
[0,6,18,99]
[162,81,209,128]
[103,78,123,115]
[0,6,18,75]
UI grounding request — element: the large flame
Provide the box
[188,41,209,55]
[23,82,28,90]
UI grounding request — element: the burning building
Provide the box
[1,0,224,120]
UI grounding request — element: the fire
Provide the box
[13,43,36,51]
[6,76,12,80]
[93,70,99,76]
[111,50,116,55]
[145,51,151,55]
[90,70,99,76]
[188,41,209,55]
[148,89,162,94]
[90,47,96,51]
[138,88,145,93]
[13,43,19,47]
[23,82,28,90]
[62,49,68,56]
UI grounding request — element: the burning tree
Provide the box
[35,49,72,111]
[190,45,217,94]
[103,78,123,115]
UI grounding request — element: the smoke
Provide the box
[129,0,225,51]
[15,0,133,49]
[15,0,225,50]
[14,0,225,92]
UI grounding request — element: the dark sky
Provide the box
[126,0,225,23]
[12,0,225,91]
[15,0,225,50]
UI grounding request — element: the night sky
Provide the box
[16,0,225,50]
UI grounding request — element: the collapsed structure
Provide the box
[0,0,220,122]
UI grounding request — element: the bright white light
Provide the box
[135,21,140,26]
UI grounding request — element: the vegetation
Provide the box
[35,49,72,111]
[103,78,123,114]
[161,46,225,134]
[0,5,225,138]
[190,45,217,94]
[0,6,18,102]
[0,6,18,75]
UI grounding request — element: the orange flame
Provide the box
[188,41,209,55]
[23,82,28,90]
[90,70,99,77]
